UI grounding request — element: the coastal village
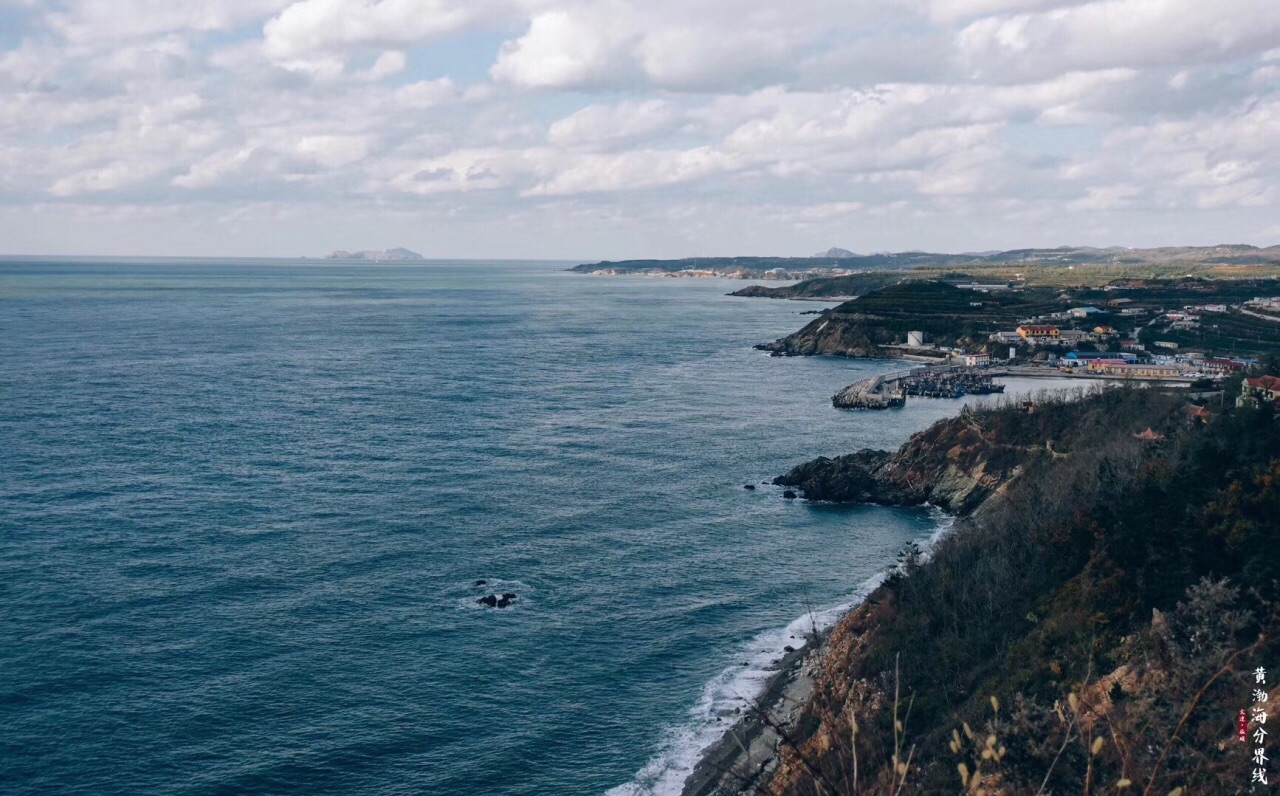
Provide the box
[896,285,1276,377]
[804,277,1280,409]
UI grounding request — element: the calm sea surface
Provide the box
[0,260,1066,795]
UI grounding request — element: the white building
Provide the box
[907,330,925,348]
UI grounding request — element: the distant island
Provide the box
[570,244,1280,280]
[324,247,424,261]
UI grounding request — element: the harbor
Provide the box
[832,365,1007,409]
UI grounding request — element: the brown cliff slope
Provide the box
[763,384,1280,794]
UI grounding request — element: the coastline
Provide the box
[680,513,957,796]
[679,631,824,796]
[660,372,1076,795]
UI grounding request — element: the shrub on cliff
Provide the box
[770,384,1279,794]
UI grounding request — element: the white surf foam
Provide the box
[605,573,884,796]
[608,512,957,796]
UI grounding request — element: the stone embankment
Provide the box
[831,371,908,409]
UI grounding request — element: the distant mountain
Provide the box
[325,247,424,261]
[814,247,858,258]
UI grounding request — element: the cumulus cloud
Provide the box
[0,0,1277,255]
[954,0,1280,80]
[490,1,643,88]
[262,0,515,60]
[46,0,294,42]
[547,100,681,149]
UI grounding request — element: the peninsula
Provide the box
[679,249,1280,793]
[571,244,1280,280]
[688,379,1280,794]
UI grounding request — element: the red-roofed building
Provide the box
[1238,376,1280,408]
[1202,358,1248,374]
[1185,405,1212,424]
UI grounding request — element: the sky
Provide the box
[2,0,1279,259]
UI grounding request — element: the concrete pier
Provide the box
[833,365,1008,409]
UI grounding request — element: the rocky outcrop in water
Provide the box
[773,413,1028,515]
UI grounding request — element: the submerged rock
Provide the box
[783,490,798,500]
[744,484,756,490]
[474,579,487,587]
[478,592,519,608]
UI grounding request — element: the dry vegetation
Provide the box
[764,382,1279,794]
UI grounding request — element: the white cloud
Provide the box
[173,147,257,189]
[955,0,1280,80]
[547,100,680,149]
[262,0,511,61]
[524,146,739,195]
[1068,183,1143,210]
[0,0,1277,255]
[367,50,407,79]
[46,0,293,42]
[296,135,370,168]
[490,1,642,88]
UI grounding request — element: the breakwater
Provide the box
[832,365,1006,409]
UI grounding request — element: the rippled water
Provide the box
[1,260,1062,795]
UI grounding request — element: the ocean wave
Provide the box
[609,510,957,796]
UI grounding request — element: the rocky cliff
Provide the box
[757,310,902,357]
[755,280,1058,358]
[755,386,1278,794]
[730,272,904,300]
[773,410,1029,514]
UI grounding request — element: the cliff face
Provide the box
[757,311,901,357]
[756,386,1280,794]
[755,280,1070,357]
[773,412,1029,515]
[730,272,903,299]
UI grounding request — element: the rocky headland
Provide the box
[729,272,904,300]
[771,409,1027,514]
[755,280,1063,358]
[689,383,1279,794]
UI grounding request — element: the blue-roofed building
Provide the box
[1064,351,1139,363]
[1069,306,1104,318]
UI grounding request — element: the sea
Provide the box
[0,259,1073,795]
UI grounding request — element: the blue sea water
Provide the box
[1,259,1053,795]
